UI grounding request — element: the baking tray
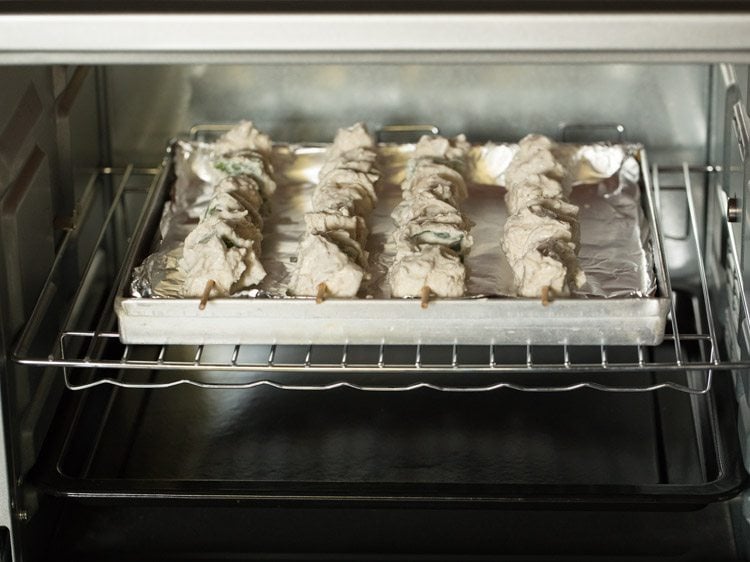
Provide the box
[115,138,669,346]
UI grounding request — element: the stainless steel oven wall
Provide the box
[105,64,710,165]
[708,62,750,556]
[706,63,750,424]
[0,65,100,560]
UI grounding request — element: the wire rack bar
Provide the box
[649,162,684,366]
[26,329,750,373]
[10,152,750,394]
[59,375,715,395]
[683,163,721,365]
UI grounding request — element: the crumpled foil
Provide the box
[131,139,655,299]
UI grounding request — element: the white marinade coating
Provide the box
[395,221,474,256]
[205,190,264,230]
[209,121,277,198]
[213,120,273,158]
[505,240,586,297]
[317,168,378,206]
[505,178,570,218]
[304,212,369,246]
[404,161,468,203]
[311,184,374,216]
[212,152,277,199]
[181,216,266,297]
[310,123,378,216]
[291,123,378,298]
[290,233,365,298]
[388,134,472,298]
[390,245,466,298]
[504,134,565,187]
[501,134,586,297]
[501,206,584,296]
[180,122,273,297]
[326,122,374,159]
[391,193,470,228]
[213,175,266,215]
[503,134,569,215]
[413,133,471,162]
[319,147,377,177]
[501,205,579,265]
[325,229,368,268]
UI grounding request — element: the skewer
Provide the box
[316,282,327,304]
[541,285,551,307]
[420,286,431,309]
[199,279,216,310]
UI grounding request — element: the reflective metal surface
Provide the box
[1,13,750,64]
[105,64,710,169]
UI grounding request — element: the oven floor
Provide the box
[43,499,742,561]
[59,373,706,487]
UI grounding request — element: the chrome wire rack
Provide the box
[10,149,748,394]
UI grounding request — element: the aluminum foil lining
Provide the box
[131,140,655,300]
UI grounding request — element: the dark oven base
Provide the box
[38,499,743,561]
[30,356,744,508]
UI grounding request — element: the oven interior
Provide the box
[2,62,750,560]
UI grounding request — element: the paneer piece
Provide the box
[389,245,466,298]
[318,168,378,206]
[180,217,266,297]
[319,147,378,177]
[324,229,368,269]
[539,239,586,292]
[210,122,276,198]
[204,190,264,229]
[532,198,580,221]
[395,221,473,256]
[402,180,460,208]
[505,178,570,216]
[501,205,580,266]
[191,215,262,258]
[213,175,266,215]
[507,240,586,298]
[290,234,365,298]
[391,193,471,229]
[312,183,375,216]
[504,134,570,215]
[213,120,273,157]
[326,122,374,159]
[219,215,263,255]
[504,134,566,189]
[413,133,471,163]
[404,161,468,202]
[213,152,277,198]
[304,212,368,246]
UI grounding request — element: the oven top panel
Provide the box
[0,0,748,12]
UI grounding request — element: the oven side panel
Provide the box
[0,65,101,561]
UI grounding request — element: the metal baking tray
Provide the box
[115,138,669,346]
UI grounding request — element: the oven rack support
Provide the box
[10,159,745,394]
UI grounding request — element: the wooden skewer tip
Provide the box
[199,279,216,310]
[541,285,551,307]
[420,286,431,309]
[316,282,327,304]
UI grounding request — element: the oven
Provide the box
[1,4,750,560]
